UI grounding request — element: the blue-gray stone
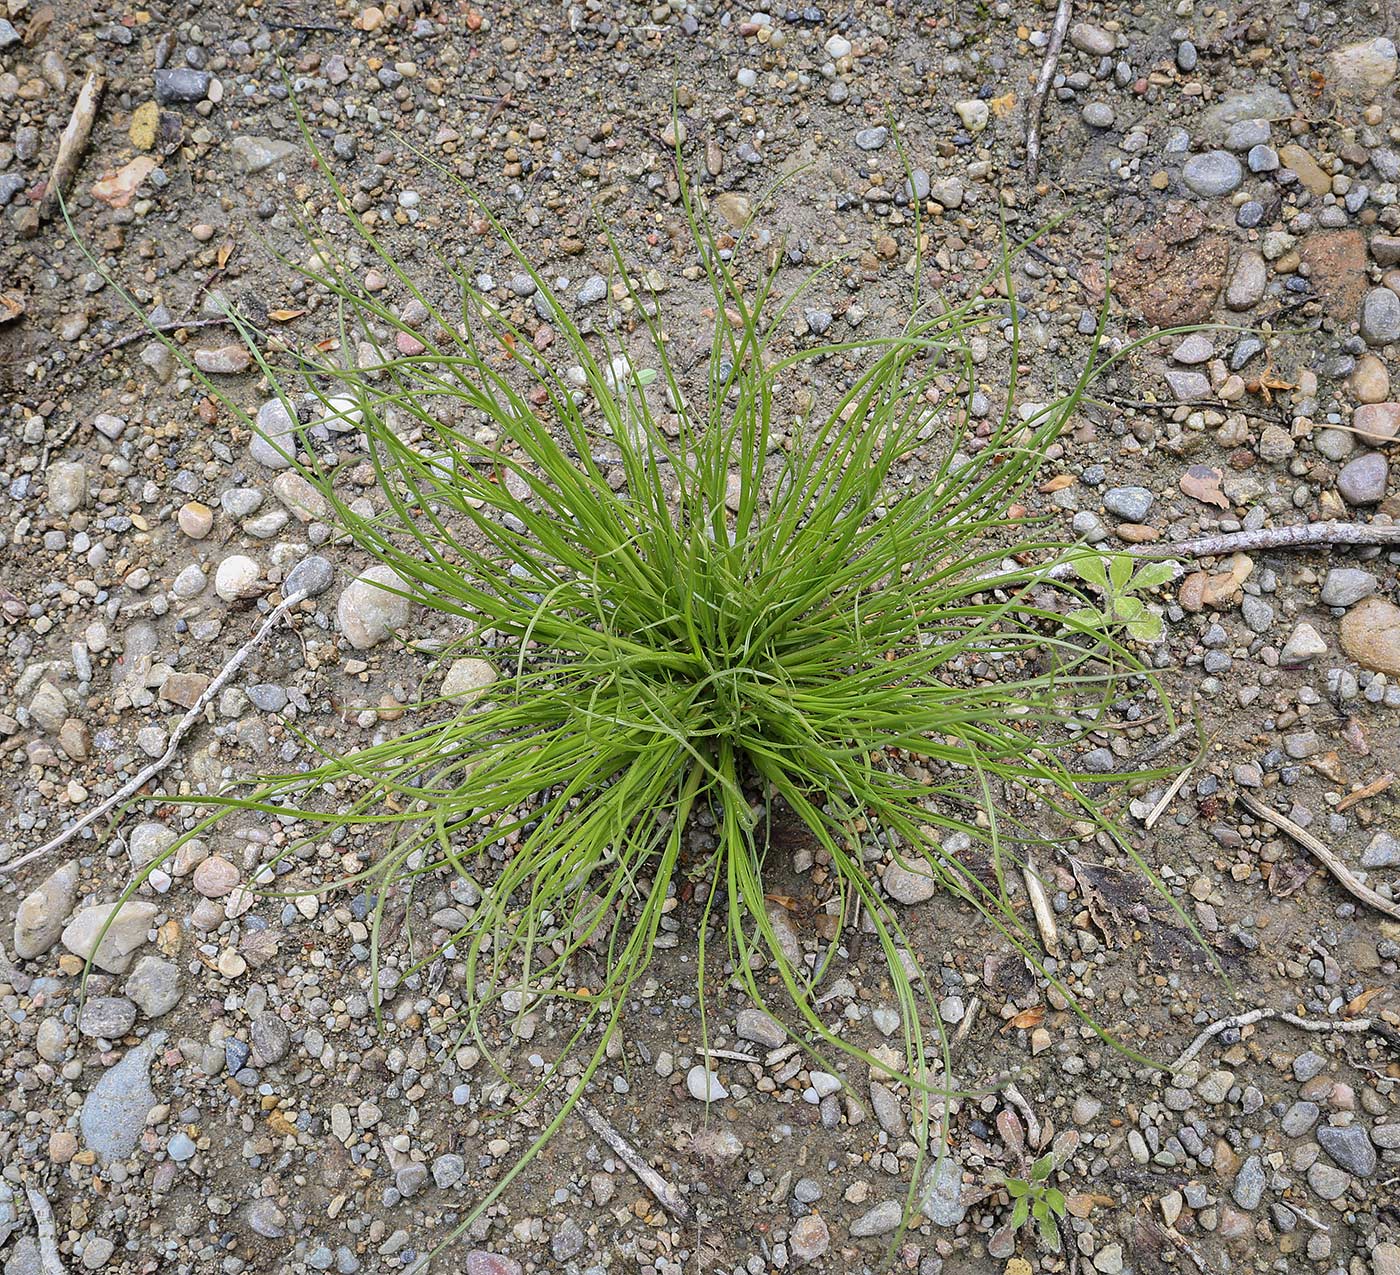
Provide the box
[80,1032,165,1162]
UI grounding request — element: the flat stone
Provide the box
[61,902,158,974]
[338,565,413,650]
[735,1008,786,1048]
[1351,354,1391,403]
[882,855,937,904]
[1226,251,1267,311]
[1361,287,1400,346]
[1337,453,1389,505]
[1282,1101,1320,1137]
[789,1213,830,1262]
[1278,144,1330,196]
[123,955,182,1017]
[1069,22,1115,55]
[13,860,79,959]
[80,1033,165,1162]
[1165,369,1211,400]
[441,658,497,706]
[46,461,87,515]
[231,135,301,174]
[1233,1155,1266,1209]
[1361,832,1400,868]
[252,1012,291,1065]
[464,1255,522,1275]
[854,126,887,150]
[1353,403,1400,446]
[1103,486,1153,521]
[250,398,299,469]
[432,1153,465,1188]
[919,1154,966,1226]
[284,555,335,598]
[1201,88,1294,141]
[1329,37,1398,97]
[192,855,239,898]
[154,68,210,103]
[1173,333,1215,364]
[1317,1124,1377,1177]
[1306,1161,1351,1201]
[1280,622,1328,666]
[849,1199,903,1237]
[1320,568,1378,607]
[1183,151,1243,197]
[193,345,250,374]
[215,555,261,601]
[78,997,137,1039]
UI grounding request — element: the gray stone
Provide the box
[1247,144,1279,173]
[80,1033,165,1162]
[465,1253,523,1275]
[919,1155,966,1226]
[1165,369,1211,400]
[1306,1161,1350,1201]
[124,955,182,1017]
[1173,333,1214,364]
[854,127,887,151]
[129,820,176,868]
[686,1065,727,1101]
[28,683,66,733]
[1329,37,1398,97]
[870,1081,907,1138]
[168,1131,196,1161]
[1183,151,1243,197]
[78,997,137,1039]
[929,178,964,209]
[1224,119,1271,151]
[337,565,413,650]
[251,1012,291,1065]
[1283,1102,1320,1137]
[395,1164,428,1197]
[1103,486,1153,521]
[551,1218,585,1261]
[61,902,159,974]
[1069,22,1115,55]
[735,1008,786,1049]
[1226,251,1267,311]
[154,68,210,102]
[1361,832,1400,868]
[850,1199,903,1237]
[576,275,607,306]
[250,399,299,469]
[246,1199,288,1239]
[1320,568,1378,607]
[1316,1125,1377,1177]
[13,860,79,959]
[1337,453,1389,506]
[284,555,335,598]
[882,855,937,904]
[431,1153,465,1188]
[1082,102,1114,128]
[1233,1155,1266,1209]
[230,135,300,174]
[789,1214,830,1262]
[1280,622,1327,664]
[46,461,87,515]
[1294,1050,1327,1082]
[1361,287,1400,346]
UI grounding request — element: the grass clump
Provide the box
[94,132,1190,1257]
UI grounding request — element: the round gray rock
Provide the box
[1183,151,1243,197]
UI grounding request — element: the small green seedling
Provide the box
[1001,1152,1067,1252]
[1064,553,1175,642]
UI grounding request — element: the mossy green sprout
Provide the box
[64,117,1209,1265]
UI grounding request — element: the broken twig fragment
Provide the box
[41,70,104,221]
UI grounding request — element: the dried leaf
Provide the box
[1038,474,1075,493]
[1180,464,1228,509]
[217,241,235,270]
[997,1108,1026,1153]
[989,91,1017,118]
[267,308,307,322]
[1064,1192,1112,1218]
[1344,987,1382,1017]
[1005,1006,1046,1031]
[0,293,24,324]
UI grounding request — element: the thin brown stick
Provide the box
[574,1095,690,1221]
[40,70,104,221]
[1170,1006,1386,1073]
[78,316,237,369]
[1334,772,1395,812]
[1,590,307,878]
[24,1181,65,1275]
[1144,764,1194,830]
[1132,521,1400,560]
[1026,0,1073,183]
[1236,790,1400,922]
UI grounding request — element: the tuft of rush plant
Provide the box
[70,117,1206,1265]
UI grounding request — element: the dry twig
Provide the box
[1170,1006,1389,1074]
[1335,772,1396,813]
[2,591,308,878]
[24,1181,65,1275]
[1026,0,1073,182]
[1002,1080,1044,1148]
[40,70,103,221]
[1022,859,1060,953]
[1236,791,1400,922]
[1130,520,1400,561]
[574,1095,690,1221]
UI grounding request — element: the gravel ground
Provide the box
[3,0,1400,1273]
